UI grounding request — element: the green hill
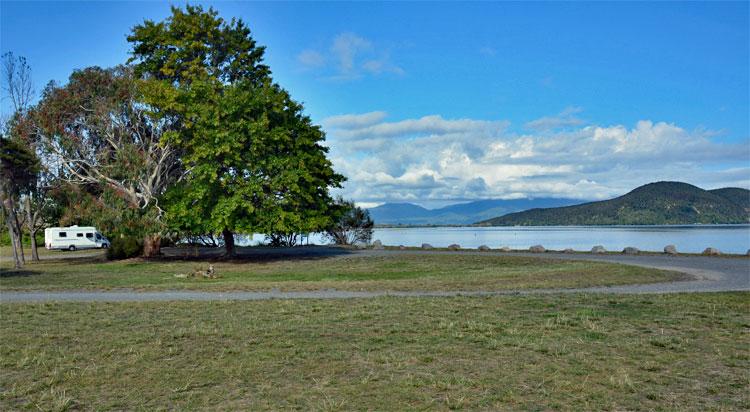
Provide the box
[478,182,750,226]
[709,187,750,212]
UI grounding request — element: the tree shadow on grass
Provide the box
[156,245,357,264]
[0,268,42,278]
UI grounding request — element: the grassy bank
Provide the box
[0,253,681,292]
[1,293,747,410]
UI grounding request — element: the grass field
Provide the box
[0,251,681,292]
[1,293,747,410]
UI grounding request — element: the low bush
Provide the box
[106,236,143,260]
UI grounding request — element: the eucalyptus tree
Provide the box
[34,66,181,256]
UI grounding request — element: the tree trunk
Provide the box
[12,202,24,264]
[222,228,235,257]
[6,225,20,269]
[143,234,162,258]
[29,228,39,261]
[24,196,39,261]
[1,194,22,269]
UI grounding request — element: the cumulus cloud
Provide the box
[297,32,404,80]
[322,111,750,203]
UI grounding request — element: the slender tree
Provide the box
[1,52,39,262]
[129,5,344,256]
[1,52,34,116]
[0,136,39,268]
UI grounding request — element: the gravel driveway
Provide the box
[1,249,748,303]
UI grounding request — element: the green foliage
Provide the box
[129,5,344,243]
[709,187,750,212]
[0,135,39,196]
[0,230,43,247]
[127,4,269,85]
[106,235,143,260]
[480,181,750,226]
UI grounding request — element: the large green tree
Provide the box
[129,5,344,256]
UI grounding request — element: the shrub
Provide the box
[324,198,374,246]
[106,236,143,260]
[265,233,300,247]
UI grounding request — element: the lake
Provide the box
[245,225,750,254]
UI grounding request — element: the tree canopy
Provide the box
[128,5,344,255]
[33,66,180,246]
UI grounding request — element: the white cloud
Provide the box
[525,106,585,131]
[298,32,404,80]
[332,115,509,140]
[322,111,750,203]
[362,59,405,75]
[322,111,387,129]
[355,201,383,209]
[331,33,371,74]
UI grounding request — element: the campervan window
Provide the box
[59,232,67,237]
[77,233,84,237]
[86,233,93,238]
[96,233,102,240]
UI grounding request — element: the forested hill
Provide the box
[709,187,750,212]
[477,182,750,226]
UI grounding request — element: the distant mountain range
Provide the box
[368,198,583,225]
[478,182,750,226]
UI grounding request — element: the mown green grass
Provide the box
[1,293,747,410]
[0,253,681,292]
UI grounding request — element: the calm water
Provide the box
[370,225,750,254]
[243,225,750,254]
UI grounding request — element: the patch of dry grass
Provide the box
[1,293,747,410]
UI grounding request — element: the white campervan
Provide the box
[45,226,110,251]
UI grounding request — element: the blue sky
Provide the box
[2,1,748,207]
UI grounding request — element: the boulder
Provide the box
[478,245,490,251]
[421,243,433,250]
[398,245,406,250]
[622,247,639,255]
[371,240,384,250]
[499,246,511,252]
[529,245,546,253]
[664,245,678,255]
[702,247,721,256]
[447,244,461,251]
[747,249,750,256]
[563,248,575,254]
[591,245,607,254]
